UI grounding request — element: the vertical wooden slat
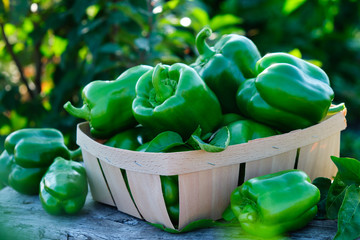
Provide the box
[244,150,298,181]
[297,133,340,180]
[99,161,142,219]
[178,165,239,229]
[126,171,174,229]
[81,150,115,206]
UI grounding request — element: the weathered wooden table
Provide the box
[0,187,338,240]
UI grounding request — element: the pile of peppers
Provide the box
[0,128,88,215]
[63,25,343,234]
[0,26,343,235]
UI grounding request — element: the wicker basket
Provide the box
[77,110,347,230]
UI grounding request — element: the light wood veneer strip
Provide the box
[77,111,346,175]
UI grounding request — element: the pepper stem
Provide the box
[69,148,82,161]
[152,64,174,104]
[63,101,90,121]
[195,26,215,58]
[327,103,346,116]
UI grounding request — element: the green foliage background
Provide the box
[0,0,359,158]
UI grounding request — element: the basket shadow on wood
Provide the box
[77,110,347,230]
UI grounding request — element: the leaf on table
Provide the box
[312,177,332,219]
[149,219,219,233]
[326,174,348,219]
[333,184,360,240]
[330,156,360,186]
[222,204,238,223]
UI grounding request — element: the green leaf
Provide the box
[222,204,238,222]
[189,7,209,32]
[8,0,29,25]
[53,35,68,56]
[209,14,242,31]
[142,131,184,153]
[135,37,150,51]
[98,43,122,54]
[334,185,360,240]
[109,2,148,29]
[282,0,306,15]
[312,177,332,219]
[288,48,302,58]
[190,127,230,152]
[71,0,95,23]
[149,219,220,233]
[164,0,181,10]
[326,174,348,219]
[331,156,360,186]
[86,4,100,20]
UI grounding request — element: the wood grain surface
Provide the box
[0,187,340,240]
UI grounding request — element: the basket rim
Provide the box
[77,110,347,175]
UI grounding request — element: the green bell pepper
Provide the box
[236,52,335,132]
[227,119,278,145]
[0,128,80,195]
[230,169,320,238]
[40,157,88,215]
[104,127,156,151]
[191,26,261,113]
[161,175,179,226]
[132,63,222,139]
[134,131,193,226]
[219,113,245,127]
[64,65,152,138]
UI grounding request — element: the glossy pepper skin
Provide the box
[161,175,179,225]
[0,128,76,195]
[236,53,334,132]
[132,63,222,139]
[227,119,278,145]
[64,65,153,139]
[40,157,88,215]
[104,127,156,151]
[191,26,261,113]
[231,170,320,238]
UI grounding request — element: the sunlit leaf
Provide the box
[0,125,11,135]
[164,0,181,10]
[41,79,54,95]
[53,36,68,56]
[22,18,34,33]
[288,48,302,58]
[210,14,242,31]
[307,59,322,67]
[78,45,90,60]
[282,0,306,15]
[2,0,9,11]
[4,23,16,38]
[189,7,209,32]
[13,42,24,53]
[42,98,52,111]
[9,110,27,130]
[86,4,100,20]
[324,19,334,33]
